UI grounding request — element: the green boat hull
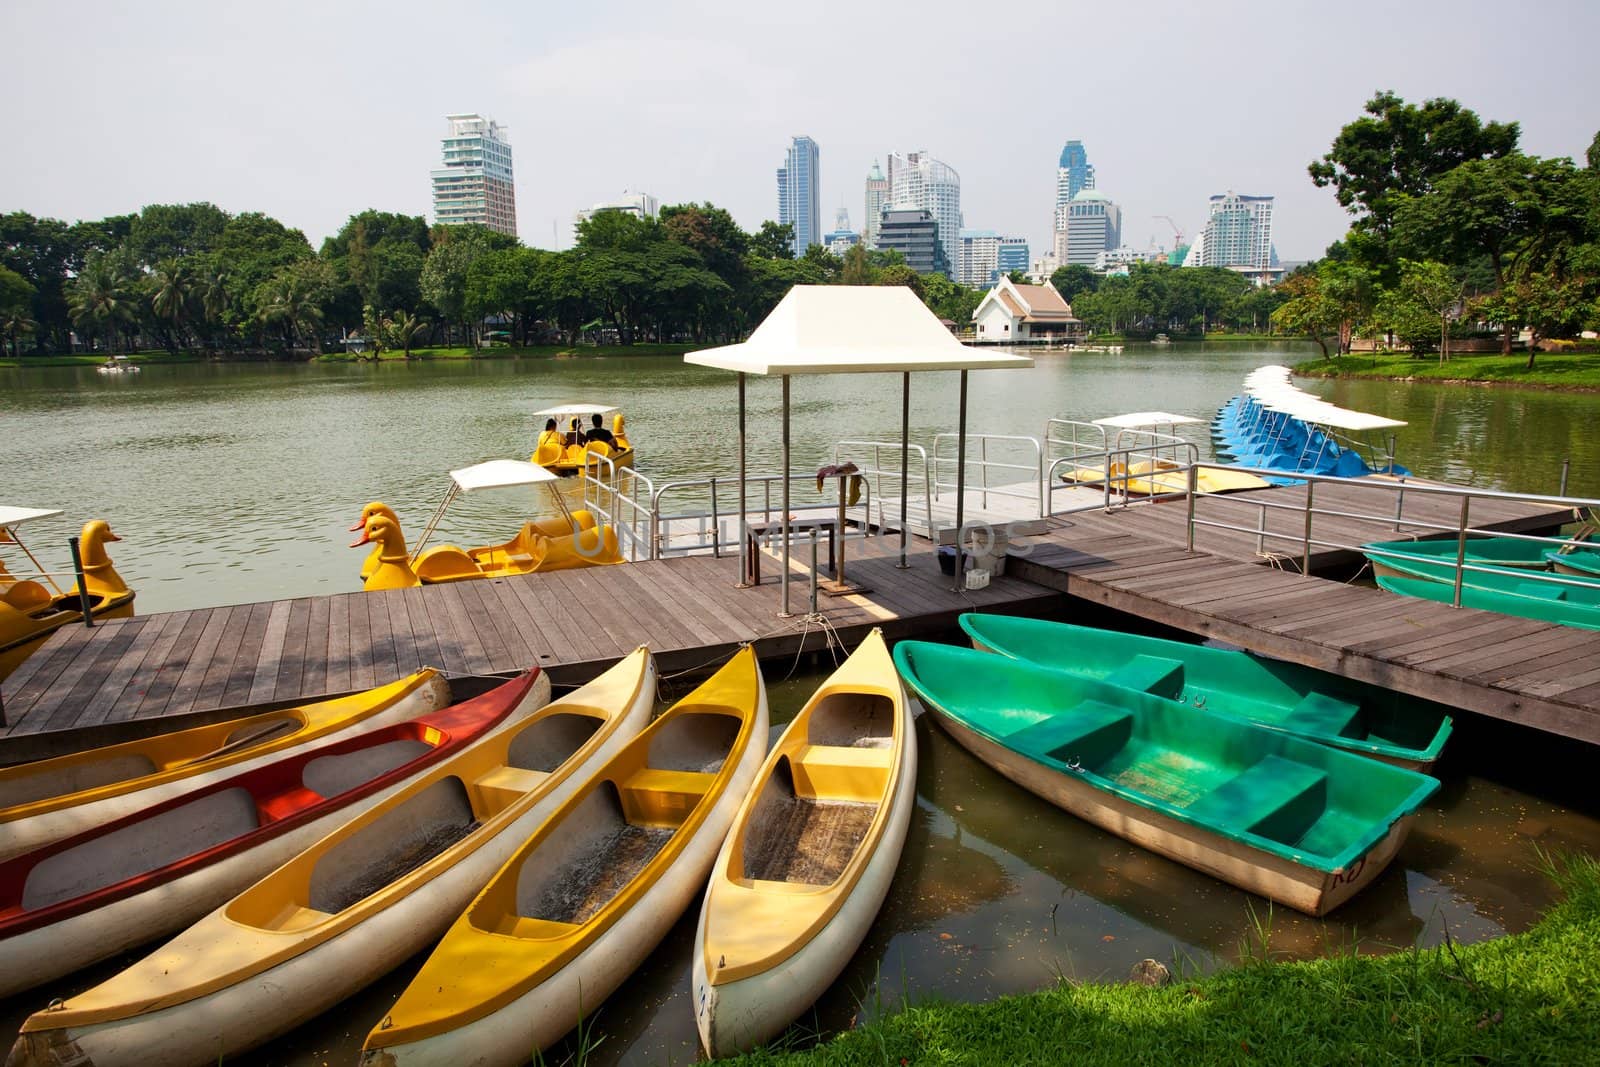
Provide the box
[1375,573,1600,630]
[1548,549,1600,580]
[892,641,1439,915]
[958,613,1451,769]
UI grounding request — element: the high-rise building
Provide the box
[777,136,821,256]
[1056,140,1095,207]
[430,114,516,237]
[877,209,948,276]
[1061,190,1122,267]
[959,230,1002,289]
[863,161,889,249]
[998,236,1030,278]
[1183,192,1277,279]
[887,151,961,279]
[823,207,859,257]
[573,191,659,245]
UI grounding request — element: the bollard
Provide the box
[68,535,95,628]
[809,528,819,615]
[1560,458,1570,498]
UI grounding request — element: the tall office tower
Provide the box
[877,209,948,276]
[887,151,961,278]
[1183,191,1276,270]
[776,136,821,256]
[430,114,517,237]
[863,160,889,249]
[998,236,1030,278]
[1056,140,1095,208]
[1061,190,1122,266]
[959,230,1002,288]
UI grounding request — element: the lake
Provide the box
[2,342,1598,1065]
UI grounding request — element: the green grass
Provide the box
[1295,351,1600,390]
[715,852,1600,1066]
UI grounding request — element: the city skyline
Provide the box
[4,0,1597,263]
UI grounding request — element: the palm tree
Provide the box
[257,277,324,355]
[197,267,230,354]
[390,310,428,359]
[1,308,36,358]
[69,257,138,354]
[148,257,196,352]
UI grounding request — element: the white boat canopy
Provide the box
[685,285,1033,612]
[449,459,562,492]
[0,506,63,530]
[532,403,619,419]
[1092,412,1202,428]
[1242,366,1407,430]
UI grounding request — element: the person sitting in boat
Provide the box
[585,413,615,446]
[537,418,561,454]
[566,418,583,446]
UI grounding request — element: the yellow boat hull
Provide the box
[0,589,135,682]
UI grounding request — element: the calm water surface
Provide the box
[2,344,1598,1065]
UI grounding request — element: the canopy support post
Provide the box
[898,372,911,569]
[780,374,793,617]
[952,369,968,592]
[737,372,749,587]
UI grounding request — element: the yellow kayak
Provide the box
[361,645,768,1066]
[6,650,656,1067]
[693,629,917,1056]
[0,670,450,861]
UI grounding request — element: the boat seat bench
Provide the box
[472,765,552,812]
[790,743,891,803]
[1103,655,1185,700]
[1006,701,1133,769]
[1186,755,1328,844]
[1279,692,1362,737]
[619,767,714,827]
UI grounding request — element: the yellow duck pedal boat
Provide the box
[0,670,450,861]
[6,650,657,1067]
[693,629,917,1057]
[0,512,136,682]
[532,403,634,477]
[360,645,768,1067]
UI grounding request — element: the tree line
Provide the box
[1273,92,1600,367]
[0,203,986,358]
[1045,262,1288,335]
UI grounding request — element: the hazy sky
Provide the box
[4,0,1597,263]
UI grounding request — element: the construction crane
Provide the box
[1154,215,1185,248]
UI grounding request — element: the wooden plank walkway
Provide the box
[0,545,1065,763]
[1011,480,1600,746]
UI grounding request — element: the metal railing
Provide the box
[1185,462,1600,606]
[833,439,934,541]
[580,456,657,562]
[930,433,1043,513]
[1043,418,1200,515]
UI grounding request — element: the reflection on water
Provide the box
[2,347,1598,1063]
[6,636,1596,1066]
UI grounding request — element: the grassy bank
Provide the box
[1295,351,1600,390]
[719,853,1600,1066]
[0,350,205,368]
[313,342,698,362]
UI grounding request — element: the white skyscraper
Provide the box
[863,160,889,249]
[777,136,821,256]
[1183,192,1276,272]
[430,114,516,237]
[887,151,961,278]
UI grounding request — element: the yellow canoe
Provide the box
[7,650,656,1067]
[692,629,917,1056]
[361,645,768,1066]
[0,670,450,861]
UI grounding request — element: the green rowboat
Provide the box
[1375,573,1600,630]
[958,614,1451,769]
[892,641,1438,916]
[1363,535,1600,585]
[1547,548,1600,581]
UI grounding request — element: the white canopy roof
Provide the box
[533,402,619,419]
[449,459,560,492]
[1093,411,1202,428]
[1242,367,1406,431]
[0,506,63,529]
[684,286,1033,376]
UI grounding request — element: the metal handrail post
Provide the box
[1301,480,1315,576]
[899,372,911,569]
[1393,476,1407,532]
[1186,463,1198,552]
[737,373,747,581]
[809,529,819,614]
[1452,496,1471,607]
[68,535,95,628]
[709,477,720,558]
[1560,458,1570,497]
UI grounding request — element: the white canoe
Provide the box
[6,650,656,1067]
[360,645,768,1066]
[692,629,917,1057]
[0,670,549,1000]
[0,670,451,860]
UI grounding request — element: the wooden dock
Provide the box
[4,477,1595,763]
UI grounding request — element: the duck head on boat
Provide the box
[532,402,633,477]
[350,460,624,590]
[1,508,136,681]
